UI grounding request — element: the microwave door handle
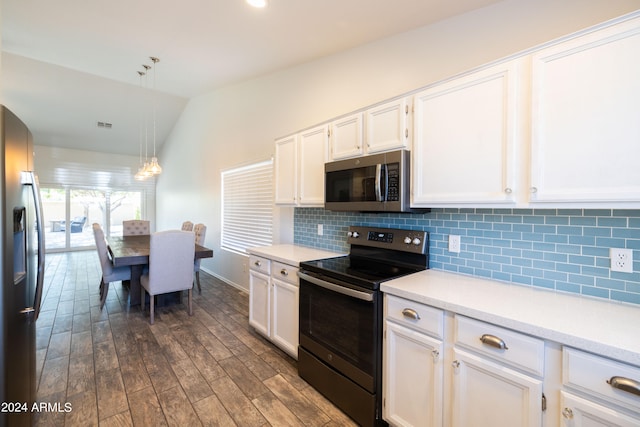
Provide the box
[375,164,384,202]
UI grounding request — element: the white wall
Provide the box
[156,0,640,291]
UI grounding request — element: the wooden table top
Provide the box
[108,235,214,268]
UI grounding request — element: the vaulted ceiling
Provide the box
[1,0,502,155]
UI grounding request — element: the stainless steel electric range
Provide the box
[297,226,429,426]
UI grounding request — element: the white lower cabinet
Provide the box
[383,293,640,427]
[270,276,299,357]
[450,315,544,427]
[450,348,543,427]
[560,392,640,427]
[249,255,300,359]
[249,269,270,337]
[560,347,640,426]
[383,295,444,427]
[384,321,443,427]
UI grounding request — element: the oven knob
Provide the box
[404,236,412,244]
[412,238,422,246]
[347,231,353,237]
[352,231,360,238]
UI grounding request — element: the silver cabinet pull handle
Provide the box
[402,308,420,320]
[607,376,640,397]
[562,408,573,419]
[480,334,509,350]
[431,350,439,361]
[280,269,288,276]
[254,260,261,267]
[505,187,512,194]
[452,360,460,369]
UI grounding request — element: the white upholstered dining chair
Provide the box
[122,219,150,236]
[181,221,194,232]
[140,230,195,324]
[92,223,131,309]
[193,223,207,293]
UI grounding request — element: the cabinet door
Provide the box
[274,135,298,205]
[249,270,270,337]
[366,98,410,154]
[530,17,640,204]
[412,60,521,206]
[384,321,443,427]
[451,348,543,427]
[298,125,328,206]
[271,278,299,359]
[560,391,640,427]
[330,112,363,160]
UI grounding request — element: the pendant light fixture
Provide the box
[147,56,162,175]
[133,57,163,181]
[134,70,147,181]
[141,64,153,178]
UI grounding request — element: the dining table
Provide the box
[108,234,214,306]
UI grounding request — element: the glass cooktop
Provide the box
[300,255,424,287]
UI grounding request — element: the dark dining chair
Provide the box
[92,223,131,309]
[140,230,195,324]
[69,216,87,233]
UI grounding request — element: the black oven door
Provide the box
[298,270,380,393]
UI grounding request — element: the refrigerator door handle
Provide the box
[21,171,45,321]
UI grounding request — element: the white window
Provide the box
[221,159,273,254]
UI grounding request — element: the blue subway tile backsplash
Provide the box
[293,208,640,306]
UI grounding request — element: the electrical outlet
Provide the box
[610,248,633,273]
[317,224,323,236]
[448,235,461,253]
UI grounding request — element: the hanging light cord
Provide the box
[151,57,159,159]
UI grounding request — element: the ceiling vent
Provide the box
[97,121,113,129]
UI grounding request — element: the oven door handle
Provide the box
[298,272,374,302]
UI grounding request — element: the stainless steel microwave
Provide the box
[324,149,413,212]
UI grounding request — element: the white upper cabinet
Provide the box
[412,59,522,206]
[529,16,640,205]
[298,125,329,206]
[330,112,364,160]
[330,100,410,161]
[365,98,411,154]
[275,126,328,206]
[274,134,298,205]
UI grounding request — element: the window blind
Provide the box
[221,159,273,254]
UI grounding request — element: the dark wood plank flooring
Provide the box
[35,251,357,426]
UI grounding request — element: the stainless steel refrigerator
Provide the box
[1,105,45,427]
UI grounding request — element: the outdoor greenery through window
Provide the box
[41,187,143,251]
[221,159,273,254]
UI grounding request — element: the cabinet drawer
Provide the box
[249,255,271,275]
[385,295,444,339]
[454,315,545,377]
[563,347,640,413]
[272,261,299,285]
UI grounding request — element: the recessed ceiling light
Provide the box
[246,0,268,8]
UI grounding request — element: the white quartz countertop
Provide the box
[381,269,640,367]
[247,244,345,266]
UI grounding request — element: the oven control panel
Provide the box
[347,226,428,254]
